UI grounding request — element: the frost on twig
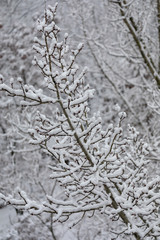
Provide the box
[0,3,160,239]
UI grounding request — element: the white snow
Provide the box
[0,206,17,239]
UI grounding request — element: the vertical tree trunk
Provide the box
[157,0,160,73]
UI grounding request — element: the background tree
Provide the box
[65,0,160,164]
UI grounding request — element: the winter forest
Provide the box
[0,0,160,239]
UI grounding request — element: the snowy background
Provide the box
[0,0,160,240]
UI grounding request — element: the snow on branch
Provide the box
[0,83,58,106]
